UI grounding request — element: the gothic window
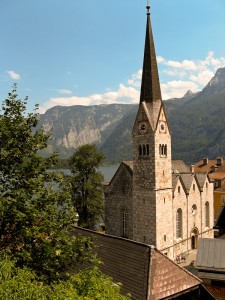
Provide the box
[138,144,150,157]
[139,145,142,156]
[191,204,197,216]
[178,186,181,194]
[176,208,182,238]
[164,144,167,156]
[159,144,167,157]
[205,202,210,227]
[193,184,195,191]
[143,144,146,156]
[122,209,128,238]
[146,144,149,156]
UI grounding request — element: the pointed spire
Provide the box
[140,4,162,103]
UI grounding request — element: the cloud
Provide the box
[157,51,225,98]
[161,80,199,100]
[7,70,21,80]
[40,51,225,113]
[56,89,73,95]
[39,84,139,113]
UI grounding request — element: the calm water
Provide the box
[55,165,118,183]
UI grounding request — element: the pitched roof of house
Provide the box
[194,158,225,180]
[196,238,225,273]
[73,227,202,300]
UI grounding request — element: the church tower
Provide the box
[132,4,173,254]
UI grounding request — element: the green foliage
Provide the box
[0,256,130,300]
[69,144,105,229]
[0,85,91,282]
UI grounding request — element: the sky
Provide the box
[1,0,225,113]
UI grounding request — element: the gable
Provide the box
[107,161,133,194]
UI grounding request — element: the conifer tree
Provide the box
[69,144,105,230]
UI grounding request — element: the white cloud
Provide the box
[7,70,21,80]
[161,80,199,100]
[40,84,139,113]
[56,89,73,95]
[40,51,225,113]
[157,51,225,98]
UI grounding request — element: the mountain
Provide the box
[38,104,135,158]
[39,67,225,164]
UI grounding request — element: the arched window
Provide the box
[176,208,182,238]
[122,209,128,238]
[164,144,167,156]
[159,144,167,157]
[139,145,142,156]
[191,204,197,216]
[146,144,149,156]
[205,202,210,227]
[143,144,146,156]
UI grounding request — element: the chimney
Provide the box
[217,157,223,166]
[203,158,208,165]
[190,165,195,173]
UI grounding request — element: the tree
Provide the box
[0,256,131,299]
[69,144,105,229]
[0,85,91,282]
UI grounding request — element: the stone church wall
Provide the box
[105,163,133,239]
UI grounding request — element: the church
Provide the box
[105,3,214,260]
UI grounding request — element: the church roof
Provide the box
[172,160,190,173]
[110,161,207,196]
[179,173,195,194]
[137,4,165,132]
[73,227,203,300]
[140,5,161,104]
[195,173,208,190]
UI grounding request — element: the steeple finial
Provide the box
[146,0,150,15]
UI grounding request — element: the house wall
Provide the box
[214,191,225,221]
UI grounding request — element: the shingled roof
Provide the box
[73,227,205,300]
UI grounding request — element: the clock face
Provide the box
[138,121,148,134]
[159,121,166,133]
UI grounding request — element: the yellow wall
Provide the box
[214,191,225,221]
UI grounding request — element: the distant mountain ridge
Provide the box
[39,67,225,164]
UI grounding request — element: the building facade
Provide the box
[105,4,214,260]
